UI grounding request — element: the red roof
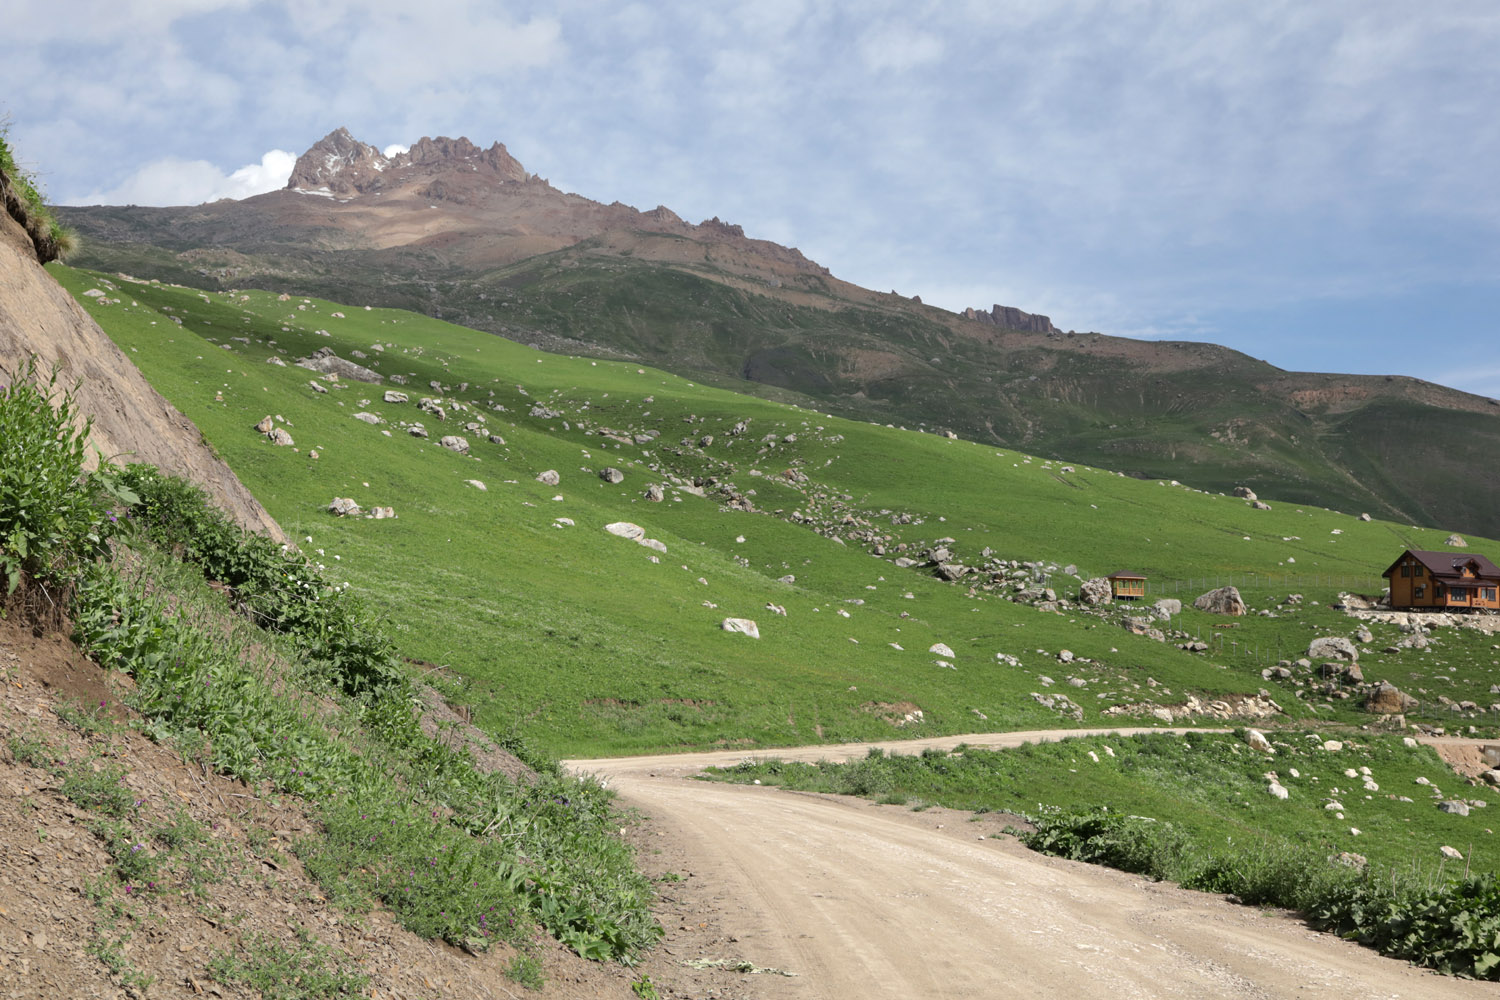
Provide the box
[1382,550,1500,582]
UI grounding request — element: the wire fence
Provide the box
[1144,574,1383,595]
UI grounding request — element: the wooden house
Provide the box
[1107,571,1147,600]
[1382,550,1500,611]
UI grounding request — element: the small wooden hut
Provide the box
[1107,570,1147,600]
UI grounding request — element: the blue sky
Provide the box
[6,1,1499,398]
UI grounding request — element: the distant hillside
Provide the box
[57,129,1500,538]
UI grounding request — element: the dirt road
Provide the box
[567,730,1493,1000]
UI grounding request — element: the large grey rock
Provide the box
[1446,534,1468,547]
[644,483,665,502]
[1365,681,1417,714]
[1194,586,1246,615]
[1079,577,1113,605]
[383,390,409,404]
[1233,486,1258,500]
[1439,800,1471,816]
[353,411,383,425]
[599,467,625,484]
[721,617,760,638]
[536,469,561,486]
[267,427,294,447]
[1244,729,1273,753]
[328,497,361,516]
[1308,636,1359,662]
[1154,598,1182,616]
[605,522,644,541]
[295,346,382,383]
[440,435,470,455]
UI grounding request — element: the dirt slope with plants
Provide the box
[0,178,281,540]
[569,738,1495,1000]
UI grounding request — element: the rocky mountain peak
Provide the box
[285,129,528,197]
[285,128,388,195]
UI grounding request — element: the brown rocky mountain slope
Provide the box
[0,168,281,540]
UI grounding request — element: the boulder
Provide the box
[353,412,383,425]
[1358,513,1372,521]
[383,390,409,404]
[1244,729,1273,753]
[295,346,382,383]
[721,618,760,639]
[1365,681,1417,714]
[929,642,956,658]
[465,480,486,491]
[1438,800,1471,816]
[1193,586,1246,615]
[1154,598,1182,616]
[267,427,294,447]
[265,356,286,366]
[1267,781,1289,800]
[605,522,645,541]
[487,434,506,445]
[253,415,274,434]
[327,497,361,516]
[1481,770,1500,786]
[644,483,665,502]
[1446,534,1467,547]
[1079,577,1113,605]
[536,469,561,486]
[440,435,470,455]
[1251,500,1271,510]
[1308,636,1359,662]
[408,425,428,439]
[936,563,965,582]
[370,506,396,519]
[599,467,625,484]
[1233,486,1258,500]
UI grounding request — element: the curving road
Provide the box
[566,730,1494,1000]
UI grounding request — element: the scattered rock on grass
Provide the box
[721,618,760,639]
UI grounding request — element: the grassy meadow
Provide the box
[51,265,1500,759]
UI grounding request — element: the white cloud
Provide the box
[858,26,943,73]
[66,150,296,207]
[382,144,410,158]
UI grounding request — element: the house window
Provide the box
[1484,587,1497,602]
[1415,585,1426,598]
[1401,565,1411,577]
[1414,564,1424,576]
[1450,588,1469,603]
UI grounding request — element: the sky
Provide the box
[6,1,1499,399]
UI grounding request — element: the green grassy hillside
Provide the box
[52,265,1500,759]
[59,216,1500,540]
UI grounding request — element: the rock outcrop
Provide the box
[0,202,282,540]
[961,304,1057,334]
[1194,586,1247,615]
[295,346,382,384]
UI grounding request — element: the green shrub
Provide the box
[0,357,130,595]
[118,464,402,695]
[1020,805,1189,882]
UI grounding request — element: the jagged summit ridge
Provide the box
[962,303,1057,334]
[285,128,527,197]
